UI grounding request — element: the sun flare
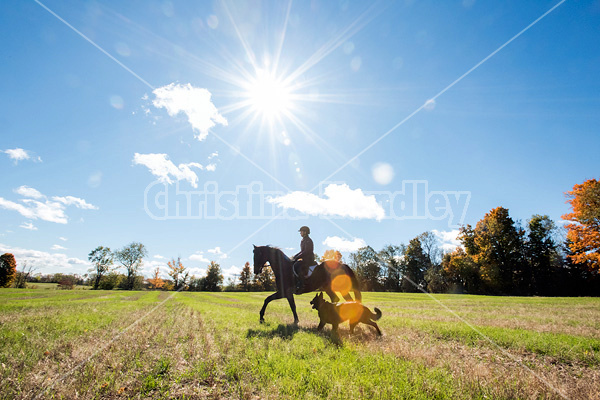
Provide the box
[244,69,293,121]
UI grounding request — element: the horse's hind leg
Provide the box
[260,292,282,323]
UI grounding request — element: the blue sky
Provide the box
[1,0,599,281]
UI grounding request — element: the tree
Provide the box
[13,262,35,288]
[202,261,223,292]
[254,265,275,291]
[442,247,479,293]
[460,207,526,294]
[114,242,147,290]
[147,267,165,290]
[322,250,343,262]
[349,246,381,291]
[562,178,600,270]
[88,246,113,290]
[526,215,558,295]
[0,253,17,288]
[400,238,428,292]
[167,257,189,291]
[378,244,403,291]
[239,262,253,291]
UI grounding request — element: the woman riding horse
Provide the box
[253,245,361,324]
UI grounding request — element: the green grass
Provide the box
[1,289,599,399]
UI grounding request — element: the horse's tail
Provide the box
[342,264,362,303]
[372,307,382,321]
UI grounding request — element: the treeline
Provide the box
[348,207,599,296]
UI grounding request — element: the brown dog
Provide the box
[310,292,382,336]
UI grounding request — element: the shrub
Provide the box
[0,253,17,288]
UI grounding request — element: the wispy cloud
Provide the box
[189,252,210,263]
[207,246,228,259]
[0,243,88,272]
[51,244,67,250]
[20,222,38,231]
[322,236,366,252]
[432,229,462,251]
[152,83,227,141]
[58,237,68,241]
[269,183,385,221]
[0,187,97,224]
[133,153,214,188]
[2,148,42,164]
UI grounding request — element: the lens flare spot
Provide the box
[338,302,363,322]
[109,95,124,110]
[331,274,352,293]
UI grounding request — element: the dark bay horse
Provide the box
[253,245,361,324]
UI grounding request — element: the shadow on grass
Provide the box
[246,323,358,346]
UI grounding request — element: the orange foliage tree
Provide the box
[167,257,189,290]
[562,179,600,270]
[147,267,165,290]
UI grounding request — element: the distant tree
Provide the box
[321,250,343,262]
[239,262,253,291]
[147,267,165,290]
[88,246,114,290]
[460,207,526,294]
[442,247,480,293]
[187,275,202,292]
[349,246,381,291]
[378,244,403,291]
[223,276,238,292]
[114,242,147,290]
[202,261,223,292]
[400,238,428,292]
[254,265,276,291]
[167,257,189,291]
[13,262,35,288]
[0,253,17,288]
[562,178,600,270]
[526,215,558,295]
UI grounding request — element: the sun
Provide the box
[243,69,293,121]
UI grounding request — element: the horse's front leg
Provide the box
[324,287,340,303]
[286,293,300,324]
[260,292,282,323]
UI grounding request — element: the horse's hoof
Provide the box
[260,319,265,324]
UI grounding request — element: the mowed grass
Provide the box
[1,290,599,399]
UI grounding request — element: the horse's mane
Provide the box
[264,245,291,262]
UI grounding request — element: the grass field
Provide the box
[1,289,599,399]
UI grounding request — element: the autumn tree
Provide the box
[167,257,189,291]
[147,267,165,290]
[563,178,600,270]
[88,246,113,290]
[0,253,17,288]
[254,265,276,291]
[460,207,526,294]
[239,262,253,291]
[114,242,147,290]
[322,250,342,262]
[202,261,223,291]
[441,247,480,293]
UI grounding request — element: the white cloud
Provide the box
[207,246,227,259]
[208,151,219,160]
[0,187,97,224]
[432,229,461,252]
[20,222,38,231]
[52,196,98,210]
[268,183,385,221]
[153,254,165,259]
[189,252,210,263]
[222,264,242,280]
[14,186,45,199]
[0,243,89,273]
[59,237,68,241]
[51,244,67,250]
[2,148,42,163]
[133,153,214,188]
[152,83,227,141]
[322,236,367,252]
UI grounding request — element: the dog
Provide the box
[310,292,382,336]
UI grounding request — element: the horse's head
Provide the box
[253,245,268,275]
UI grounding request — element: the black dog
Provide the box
[310,292,382,336]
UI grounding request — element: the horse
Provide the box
[253,245,362,324]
